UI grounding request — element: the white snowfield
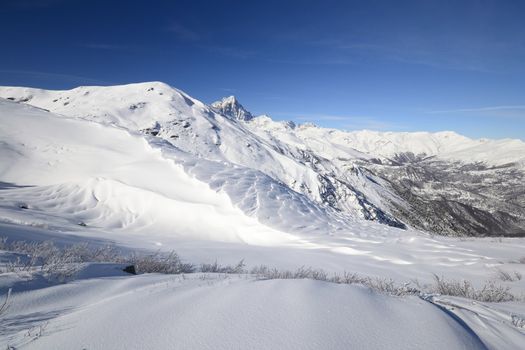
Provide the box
[0,82,525,349]
[0,269,496,350]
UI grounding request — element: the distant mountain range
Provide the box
[1,82,524,236]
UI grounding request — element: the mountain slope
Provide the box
[0,83,405,229]
[0,98,303,243]
[242,116,525,236]
[1,82,524,235]
[2,84,525,350]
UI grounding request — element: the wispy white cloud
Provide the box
[0,69,109,85]
[426,105,525,120]
[167,23,200,41]
[200,45,258,59]
[290,22,525,72]
[80,43,131,50]
[303,38,496,72]
[428,105,525,113]
[264,56,355,66]
[3,0,65,10]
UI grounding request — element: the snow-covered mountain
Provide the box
[1,82,524,236]
[3,87,525,350]
[211,95,254,121]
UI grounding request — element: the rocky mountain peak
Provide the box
[211,95,254,121]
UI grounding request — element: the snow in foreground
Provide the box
[0,266,494,350]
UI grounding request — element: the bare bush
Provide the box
[496,269,522,282]
[1,239,520,302]
[432,274,516,302]
[1,239,198,279]
[251,265,328,280]
[0,236,7,251]
[132,251,195,274]
[0,240,127,282]
[201,259,245,274]
[250,265,516,301]
[511,314,525,328]
[3,255,38,275]
[251,265,417,296]
[0,288,11,317]
[366,278,411,296]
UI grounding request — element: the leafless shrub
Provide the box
[251,265,329,281]
[251,266,516,301]
[518,257,525,264]
[366,278,406,296]
[511,314,525,328]
[0,288,11,317]
[1,240,521,303]
[0,236,8,251]
[3,255,34,274]
[90,245,124,263]
[10,241,84,282]
[1,239,198,279]
[251,265,417,296]
[24,321,49,341]
[132,251,195,274]
[433,274,516,302]
[433,275,471,298]
[0,240,124,282]
[0,240,125,265]
[201,259,245,274]
[329,271,366,284]
[475,281,518,302]
[496,268,522,282]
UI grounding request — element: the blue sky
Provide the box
[1,0,524,139]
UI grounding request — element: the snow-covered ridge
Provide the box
[2,82,522,167]
[328,129,525,166]
[246,115,525,167]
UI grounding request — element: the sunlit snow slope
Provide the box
[0,98,301,244]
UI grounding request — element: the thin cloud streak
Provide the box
[80,43,131,50]
[167,23,201,41]
[0,70,110,85]
[199,45,258,60]
[428,105,525,113]
[2,0,65,10]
